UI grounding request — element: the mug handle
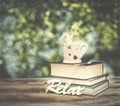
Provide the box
[80,44,88,58]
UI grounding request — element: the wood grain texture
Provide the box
[0,76,120,106]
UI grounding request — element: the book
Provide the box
[51,62,103,79]
[46,79,109,96]
[73,80,109,96]
[50,75,107,86]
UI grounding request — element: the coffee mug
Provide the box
[63,42,88,63]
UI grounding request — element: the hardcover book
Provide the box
[69,80,109,96]
[50,75,107,86]
[46,79,109,96]
[51,62,103,79]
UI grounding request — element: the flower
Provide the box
[60,23,82,43]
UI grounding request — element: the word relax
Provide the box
[46,79,85,96]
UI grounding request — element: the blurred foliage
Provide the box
[0,0,120,78]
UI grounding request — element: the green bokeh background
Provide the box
[0,0,120,78]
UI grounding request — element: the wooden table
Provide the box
[0,76,120,106]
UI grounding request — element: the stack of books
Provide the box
[48,61,109,96]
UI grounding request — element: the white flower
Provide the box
[59,23,82,43]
